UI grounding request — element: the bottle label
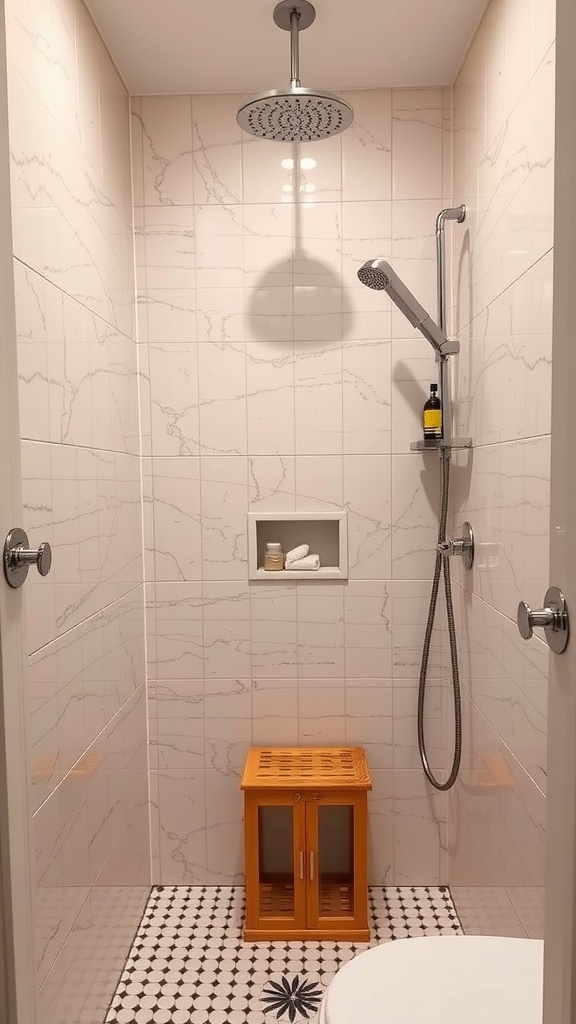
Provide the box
[424,410,442,430]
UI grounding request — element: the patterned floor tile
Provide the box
[105,886,462,1023]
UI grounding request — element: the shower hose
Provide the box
[417,447,462,791]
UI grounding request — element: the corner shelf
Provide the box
[410,437,472,452]
[248,512,348,581]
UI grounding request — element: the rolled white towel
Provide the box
[285,553,320,571]
[285,544,310,566]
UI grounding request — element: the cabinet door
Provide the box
[245,793,307,934]
[305,793,368,933]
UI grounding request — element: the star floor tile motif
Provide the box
[105,885,463,1024]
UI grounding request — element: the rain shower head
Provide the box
[357,259,459,356]
[236,1,354,143]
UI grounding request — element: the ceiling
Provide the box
[84,0,490,96]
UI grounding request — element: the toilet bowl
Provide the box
[320,934,543,1024]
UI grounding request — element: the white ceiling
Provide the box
[84,0,490,96]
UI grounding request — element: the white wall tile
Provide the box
[142,342,199,457]
[344,455,392,579]
[152,770,206,883]
[294,342,343,455]
[391,454,440,579]
[135,95,194,206]
[195,204,243,288]
[394,771,446,884]
[343,340,392,455]
[392,89,444,201]
[253,679,299,745]
[192,94,243,206]
[146,582,203,681]
[201,457,248,580]
[248,455,296,511]
[298,684,346,744]
[203,584,251,680]
[147,458,202,582]
[198,342,247,455]
[342,90,392,202]
[246,342,295,455]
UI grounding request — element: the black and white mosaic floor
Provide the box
[105,886,463,1024]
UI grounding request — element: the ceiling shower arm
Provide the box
[290,8,301,87]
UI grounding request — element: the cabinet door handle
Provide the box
[299,851,304,881]
[309,851,315,881]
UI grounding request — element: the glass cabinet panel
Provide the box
[258,806,295,918]
[317,804,355,918]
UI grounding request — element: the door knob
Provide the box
[3,528,52,589]
[517,586,569,654]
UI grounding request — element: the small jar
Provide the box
[263,542,284,571]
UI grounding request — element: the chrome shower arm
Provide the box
[290,8,301,87]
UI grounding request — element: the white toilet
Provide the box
[320,935,544,1024]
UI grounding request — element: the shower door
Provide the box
[0,3,38,1021]
[544,1,576,1021]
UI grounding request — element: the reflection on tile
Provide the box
[29,591,145,811]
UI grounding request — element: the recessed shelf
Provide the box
[410,437,472,452]
[248,512,348,581]
[253,566,346,581]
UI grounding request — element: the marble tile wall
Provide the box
[132,86,453,888]
[5,1,149,1021]
[448,0,555,938]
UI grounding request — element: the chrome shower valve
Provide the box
[437,522,474,571]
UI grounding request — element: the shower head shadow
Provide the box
[236,1,354,143]
[357,259,459,356]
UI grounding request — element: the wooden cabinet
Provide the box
[241,747,372,942]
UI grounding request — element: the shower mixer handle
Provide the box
[437,522,474,571]
[517,586,569,653]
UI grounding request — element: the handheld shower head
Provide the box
[357,259,459,356]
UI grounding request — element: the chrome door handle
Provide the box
[3,528,52,589]
[517,586,569,654]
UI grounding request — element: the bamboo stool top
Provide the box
[241,747,372,791]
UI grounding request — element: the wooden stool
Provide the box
[241,747,372,942]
